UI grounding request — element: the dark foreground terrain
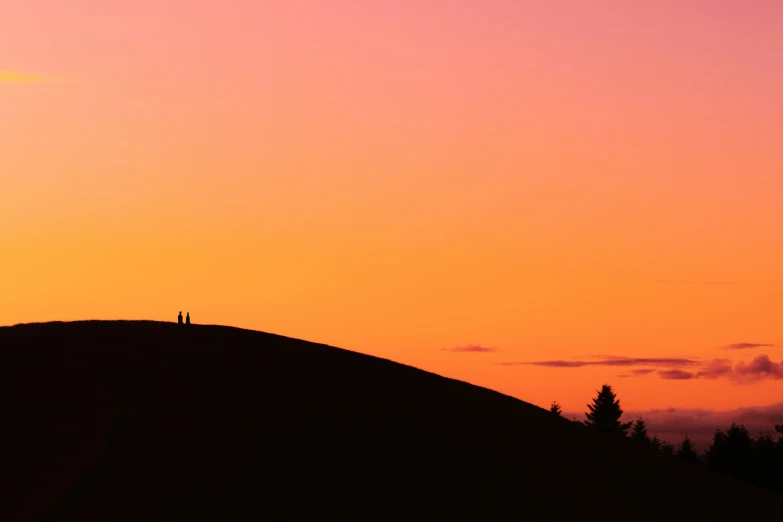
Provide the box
[2,321,781,521]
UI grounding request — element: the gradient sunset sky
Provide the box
[2,1,782,430]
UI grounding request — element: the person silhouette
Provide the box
[186,312,190,325]
[178,311,183,325]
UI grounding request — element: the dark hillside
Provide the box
[2,321,781,521]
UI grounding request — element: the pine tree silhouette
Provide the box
[706,429,728,473]
[660,441,675,456]
[706,423,754,483]
[583,384,633,437]
[650,435,661,452]
[549,401,562,416]
[751,432,778,491]
[776,433,783,492]
[676,435,700,464]
[630,418,651,447]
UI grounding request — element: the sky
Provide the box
[2,0,782,445]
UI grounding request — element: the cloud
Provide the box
[655,279,736,285]
[658,369,696,380]
[562,403,783,450]
[733,355,783,382]
[602,357,699,367]
[723,343,774,350]
[505,353,783,385]
[696,359,734,379]
[443,344,499,353]
[0,70,62,84]
[694,356,783,383]
[617,356,783,384]
[499,360,587,367]
[497,356,699,368]
[619,369,655,378]
[616,403,783,451]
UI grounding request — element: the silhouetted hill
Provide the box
[3,320,781,521]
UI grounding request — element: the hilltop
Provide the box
[3,320,782,521]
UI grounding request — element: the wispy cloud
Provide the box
[722,343,774,350]
[497,356,699,368]
[657,356,783,384]
[692,356,783,383]
[501,360,586,367]
[619,369,656,378]
[655,279,736,285]
[443,344,499,353]
[658,369,696,380]
[0,70,62,84]
[695,359,734,379]
[504,353,783,385]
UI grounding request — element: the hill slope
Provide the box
[2,320,781,521]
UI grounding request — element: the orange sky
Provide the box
[2,0,782,417]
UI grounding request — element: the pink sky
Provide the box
[2,1,782,435]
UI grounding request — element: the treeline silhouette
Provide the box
[551,385,783,494]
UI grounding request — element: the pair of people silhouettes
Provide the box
[178,312,190,325]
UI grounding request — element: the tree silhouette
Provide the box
[660,441,675,456]
[706,423,754,483]
[751,432,778,492]
[550,401,562,416]
[777,433,783,492]
[630,418,651,447]
[776,424,783,434]
[706,429,728,473]
[584,384,633,437]
[676,435,699,464]
[650,435,661,452]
